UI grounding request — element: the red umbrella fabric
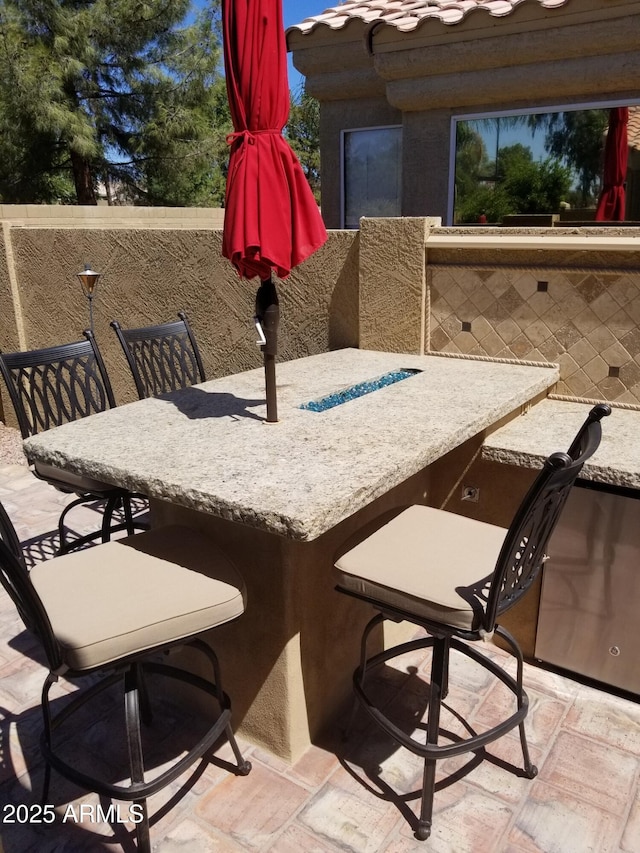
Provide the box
[221,0,327,280]
[595,107,629,222]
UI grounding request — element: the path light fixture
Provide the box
[77,265,101,333]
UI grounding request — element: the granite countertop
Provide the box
[483,399,639,490]
[24,349,558,540]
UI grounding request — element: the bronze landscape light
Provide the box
[77,265,101,333]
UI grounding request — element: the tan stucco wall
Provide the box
[359,216,432,353]
[402,110,452,223]
[0,204,226,229]
[5,212,640,423]
[0,229,19,352]
[0,210,360,426]
[0,228,17,423]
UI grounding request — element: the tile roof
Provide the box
[288,0,569,35]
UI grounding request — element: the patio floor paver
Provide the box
[0,461,639,852]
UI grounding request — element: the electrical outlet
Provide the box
[461,485,479,503]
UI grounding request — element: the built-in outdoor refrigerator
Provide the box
[535,480,640,695]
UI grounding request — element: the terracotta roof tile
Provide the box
[288,0,570,35]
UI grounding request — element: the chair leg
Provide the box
[494,626,538,779]
[58,505,70,554]
[441,636,450,701]
[135,663,153,727]
[101,495,121,543]
[225,723,252,776]
[190,638,252,776]
[122,494,136,536]
[416,636,448,841]
[35,652,248,851]
[208,643,251,775]
[57,495,93,554]
[40,673,57,806]
[344,612,385,740]
[209,646,251,776]
[57,493,130,555]
[124,667,150,853]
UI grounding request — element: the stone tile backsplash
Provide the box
[428,266,640,404]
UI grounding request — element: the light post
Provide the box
[76,266,101,334]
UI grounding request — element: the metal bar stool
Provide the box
[0,500,251,852]
[0,331,145,553]
[111,311,206,400]
[335,403,610,840]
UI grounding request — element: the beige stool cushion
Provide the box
[34,461,118,495]
[334,505,507,631]
[30,525,246,671]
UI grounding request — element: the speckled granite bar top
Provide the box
[24,349,558,540]
[483,399,639,490]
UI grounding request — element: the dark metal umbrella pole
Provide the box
[221,0,327,421]
[255,277,280,423]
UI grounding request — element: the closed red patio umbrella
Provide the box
[595,107,629,222]
[222,0,327,422]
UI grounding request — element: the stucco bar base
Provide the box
[150,466,431,764]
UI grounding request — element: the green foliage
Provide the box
[532,110,608,207]
[285,87,320,203]
[498,144,573,212]
[455,122,491,200]
[0,0,231,205]
[455,125,573,224]
[142,77,232,207]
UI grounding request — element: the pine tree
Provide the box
[286,88,321,203]
[0,0,231,205]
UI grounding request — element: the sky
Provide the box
[282,1,333,94]
[282,1,331,31]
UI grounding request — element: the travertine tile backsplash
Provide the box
[428,266,640,403]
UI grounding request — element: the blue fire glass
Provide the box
[300,368,420,413]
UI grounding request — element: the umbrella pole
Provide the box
[256,277,280,423]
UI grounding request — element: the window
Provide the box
[342,126,402,228]
[449,100,640,226]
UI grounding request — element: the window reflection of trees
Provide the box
[453,106,637,225]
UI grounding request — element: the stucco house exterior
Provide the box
[286,0,640,228]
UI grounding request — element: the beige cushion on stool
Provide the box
[334,505,507,631]
[34,461,119,495]
[30,525,246,671]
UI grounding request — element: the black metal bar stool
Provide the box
[335,403,610,840]
[0,332,145,553]
[111,311,205,400]
[0,500,251,852]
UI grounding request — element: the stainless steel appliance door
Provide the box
[535,482,640,694]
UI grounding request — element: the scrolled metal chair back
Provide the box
[485,403,610,632]
[0,331,115,440]
[111,311,205,400]
[0,500,62,669]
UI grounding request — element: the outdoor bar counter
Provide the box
[483,398,638,489]
[24,349,559,761]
